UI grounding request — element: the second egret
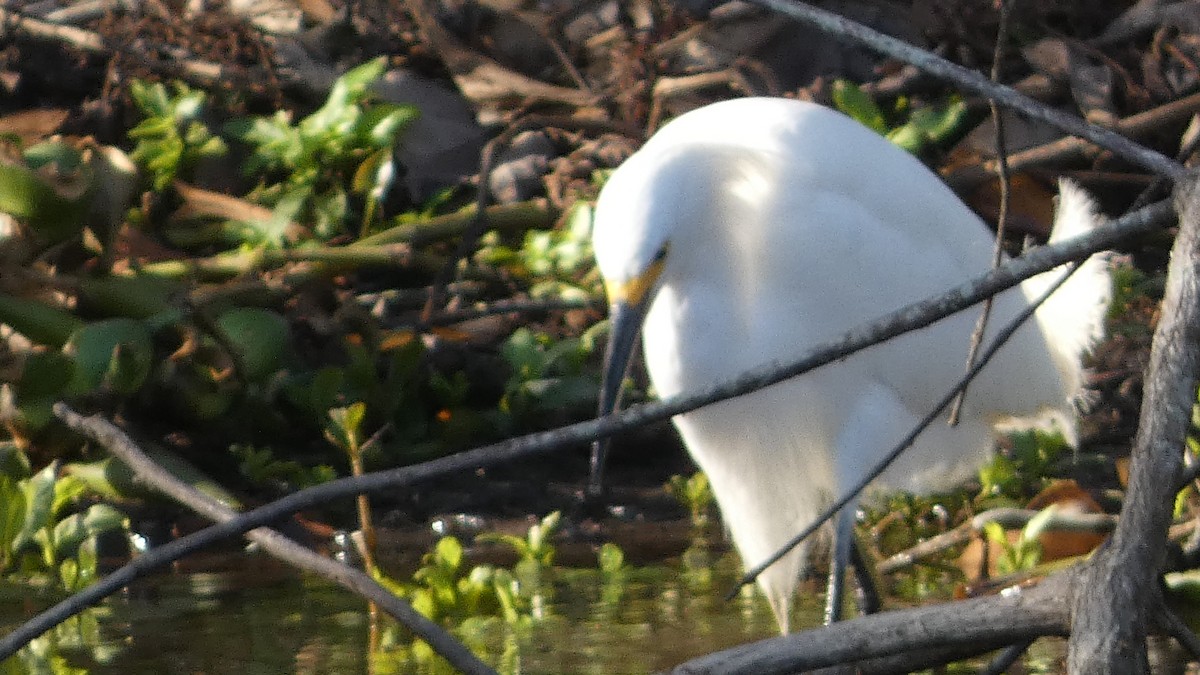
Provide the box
[589,97,1109,632]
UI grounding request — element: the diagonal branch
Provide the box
[745,0,1185,181]
[50,404,496,675]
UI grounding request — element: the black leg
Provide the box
[850,537,881,615]
[826,507,882,623]
[824,506,856,624]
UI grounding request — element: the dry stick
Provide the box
[875,508,1118,575]
[745,0,1185,181]
[949,0,1014,426]
[49,404,495,675]
[1068,173,1200,671]
[0,200,1169,661]
[421,297,602,327]
[947,90,1200,191]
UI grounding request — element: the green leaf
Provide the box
[50,474,88,517]
[306,58,388,134]
[14,461,58,556]
[0,294,85,348]
[491,568,519,623]
[78,275,180,319]
[51,512,87,561]
[0,477,26,568]
[0,443,31,480]
[52,503,128,560]
[359,104,419,148]
[435,536,463,571]
[215,307,290,381]
[64,318,154,395]
[16,351,74,412]
[982,520,1007,546]
[831,80,888,134]
[307,367,346,415]
[0,145,94,240]
[598,542,624,573]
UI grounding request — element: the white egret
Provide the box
[588,97,1109,633]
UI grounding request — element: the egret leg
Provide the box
[823,503,857,624]
[850,537,881,615]
[823,506,882,623]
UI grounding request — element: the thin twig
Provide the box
[978,640,1034,675]
[946,90,1200,190]
[876,507,1117,575]
[1156,601,1200,663]
[950,0,1013,425]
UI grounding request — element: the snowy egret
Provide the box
[589,97,1109,633]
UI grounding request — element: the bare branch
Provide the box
[670,574,1071,673]
[744,0,1185,180]
[877,507,1117,574]
[49,404,496,675]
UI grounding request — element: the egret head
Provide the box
[587,153,683,495]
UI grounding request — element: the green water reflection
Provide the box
[2,547,805,674]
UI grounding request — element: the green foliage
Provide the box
[63,318,155,396]
[389,512,563,632]
[325,401,368,455]
[0,295,84,349]
[861,491,971,601]
[65,449,242,509]
[477,511,561,575]
[0,139,97,242]
[215,307,291,382]
[831,80,968,155]
[225,58,418,242]
[477,201,599,301]
[597,542,625,574]
[1108,264,1160,338]
[229,444,335,491]
[0,449,130,592]
[499,325,602,421]
[128,80,227,190]
[984,504,1057,575]
[294,336,443,462]
[667,472,714,527]
[977,429,1070,506]
[2,315,155,434]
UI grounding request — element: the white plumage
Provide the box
[590,97,1110,632]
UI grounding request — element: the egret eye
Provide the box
[589,96,1110,634]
